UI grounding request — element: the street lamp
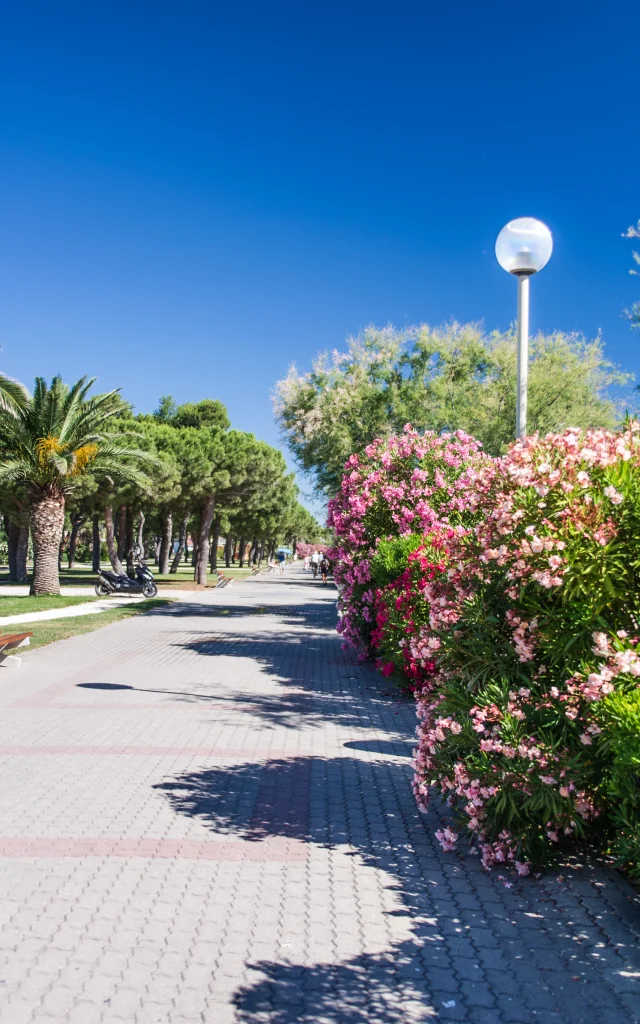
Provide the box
[495,217,553,439]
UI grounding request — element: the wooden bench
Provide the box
[0,632,33,668]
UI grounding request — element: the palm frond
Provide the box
[0,460,30,484]
[0,374,29,414]
[0,376,159,494]
[57,377,99,442]
[60,389,123,443]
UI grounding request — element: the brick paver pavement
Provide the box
[0,566,638,1024]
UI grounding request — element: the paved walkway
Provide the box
[0,566,638,1024]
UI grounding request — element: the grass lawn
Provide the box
[0,594,100,617]
[0,563,258,587]
[23,599,173,651]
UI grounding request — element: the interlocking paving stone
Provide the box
[0,565,637,1023]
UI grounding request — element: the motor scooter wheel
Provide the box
[142,582,158,598]
[95,583,110,597]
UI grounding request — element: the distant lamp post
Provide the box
[495,217,553,439]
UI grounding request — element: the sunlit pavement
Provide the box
[0,565,637,1023]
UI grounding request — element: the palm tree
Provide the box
[0,373,28,413]
[0,376,155,595]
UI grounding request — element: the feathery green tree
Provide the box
[274,323,630,497]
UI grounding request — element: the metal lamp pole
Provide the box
[495,218,553,441]
[516,273,530,439]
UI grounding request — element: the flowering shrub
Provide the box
[595,688,640,880]
[331,421,640,875]
[327,426,486,657]
[370,536,448,692]
[296,542,329,559]
[411,424,640,873]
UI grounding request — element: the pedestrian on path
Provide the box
[277,549,286,575]
[320,555,330,584]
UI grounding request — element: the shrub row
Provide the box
[328,423,640,877]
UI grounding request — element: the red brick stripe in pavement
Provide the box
[0,746,295,757]
[0,837,307,861]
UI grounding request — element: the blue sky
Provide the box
[0,1,638,514]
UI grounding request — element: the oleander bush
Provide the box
[332,421,640,875]
[327,425,486,656]
[411,424,640,873]
[370,535,448,692]
[596,689,640,880]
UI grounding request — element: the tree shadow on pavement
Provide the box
[163,627,408,731]
[154,755,640,1024]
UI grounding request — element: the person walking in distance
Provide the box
[310,549,320,578]
[320,555,330,584]
[277,549,286,575]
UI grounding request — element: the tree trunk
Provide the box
[224,535,233,568]
[117,505,127,560]
[92,513,101,572]
[5,515,18,580]
[16,524,28,583]
[125,507,135,576]
[68,516,83,569]
[170,513,189,573]
[137,512,145,554]
[58,530,67,572]
[238,536,246,568]
[29,492,65,596]
[194,496,216,585]
[159,510,173,575]
[104,506,125,574]
[232,539,239,564]
[210,516,221,572]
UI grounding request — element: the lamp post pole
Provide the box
[516,273,530,440]
[495,218,553,441]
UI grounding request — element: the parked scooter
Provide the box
[95,547,158,598]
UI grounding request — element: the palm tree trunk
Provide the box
[104,506,125,574]
[29,493,65,596]
[159,510,173,575]
[170,513,189,573]
[92,513,101,572]
[194,496,215,585]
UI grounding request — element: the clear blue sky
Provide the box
[0,1,638,513]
